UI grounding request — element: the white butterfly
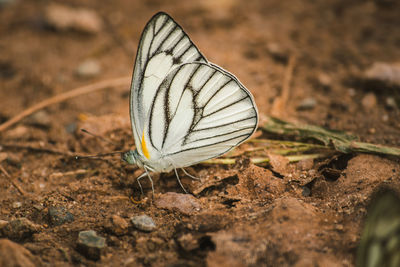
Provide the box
[122,12,258,192]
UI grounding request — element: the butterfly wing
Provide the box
[130,12,206,154]
[146,62,258,168]
[356,188,400,267]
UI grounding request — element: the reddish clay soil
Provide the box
[0,1,399,266]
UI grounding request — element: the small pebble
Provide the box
[364,62,400,86]
[361,93,377,110]
[302,186,311,197]
[266,42,288,63]
[76,59,101,78]
[77,230,106,261]
[29,110,51,127]
[65,122,77,134]
[131,215,156,232]
[48,206,74,226]
[348,88,356,97]
[12,201,22,209]
[335,224,344,231]
[45,4,103,34]
[2,218,40,241]
[33,204,44,211]
[317,73,332,88]
[124,257,138,266]
[297,97,317,110]
[110,215,129,235]
[385,97,397,109]
[155,192,201,215]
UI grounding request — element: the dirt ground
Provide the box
[0,0,400,266]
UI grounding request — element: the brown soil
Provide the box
[1,0,399,266]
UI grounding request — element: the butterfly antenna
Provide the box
[75,151,123,160]
[80,128,119,147]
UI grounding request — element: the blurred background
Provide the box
[1,0,399,145]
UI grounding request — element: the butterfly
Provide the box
[356,187,400,267]
[122,12,258,193]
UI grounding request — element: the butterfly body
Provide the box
[123,12,258,186]
[122,150,173,173]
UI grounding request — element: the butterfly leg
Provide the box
[181,168,200,180]
[143,166,155,197]
[136,172,147,195]
[136,167,155,196]
[173,167,188,194]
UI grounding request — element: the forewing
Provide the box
[152,62,258,168]
[130,12,206,152]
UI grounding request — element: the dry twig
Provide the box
[0,164,28,196]
[271,55,297,117]
[0,76,130,133]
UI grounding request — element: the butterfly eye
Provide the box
[122,151,136,165]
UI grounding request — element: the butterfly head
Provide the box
[122,150,139,165]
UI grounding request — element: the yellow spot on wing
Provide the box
[141,132,150,159]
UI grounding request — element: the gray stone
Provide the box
[48,206,74,226]
[131,215,156,232]
[65,122,77,134]
[297,97,317,110]
[77,230,106,261]
[302,186,311,197]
